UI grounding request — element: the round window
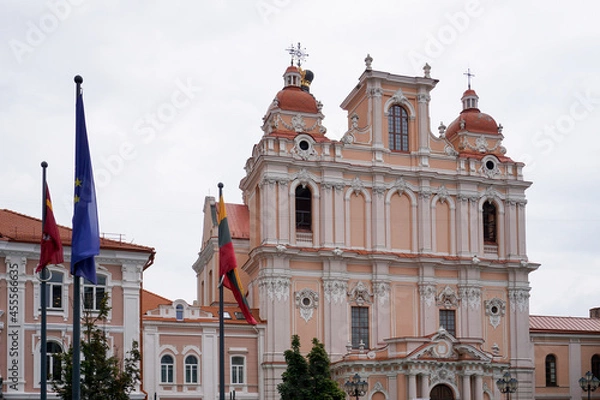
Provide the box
[302,297,311,306]
[485,160,495,170]
[299,140,309,151]
[491,305,499,315]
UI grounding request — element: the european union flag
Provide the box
[71,78,100,284]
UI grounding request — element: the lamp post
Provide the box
[344,373,368,400]
[496,371,518,400]
[579,371,600,400]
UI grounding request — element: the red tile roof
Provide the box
[0,209,154,253]
[141,289,172,315]
[530,315,600,334]
[226,203,249,240]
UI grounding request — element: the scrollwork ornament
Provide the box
[323,279,347,304]
[295,288,319,322]
[419,283,436,307]
[509,288,530,312]
[259,277,290,302]
[347,281,373,306]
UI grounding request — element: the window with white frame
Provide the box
[83,275,106,311]
[47,341,63,381]
[47,271,64,310]
[161,355,174,383]
[176,304,184,321]
[231,356,245,384]
[185,355,198,384]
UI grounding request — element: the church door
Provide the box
[430,384,454,400]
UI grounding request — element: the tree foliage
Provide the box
[51,296,141,399]
[278,335,345,400]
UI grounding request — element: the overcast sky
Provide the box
[2,0,599,317]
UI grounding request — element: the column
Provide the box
[408,373,417,400]
[462,374,471,400]
[474,374,483,400]
[420,373,430,400]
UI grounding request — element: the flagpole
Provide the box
[40,161,49,400]
[72,75,83,400]
[218,182,225,400]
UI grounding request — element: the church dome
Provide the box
[445,89,499,139]
[272,65,319,114]
[274,86,319,113]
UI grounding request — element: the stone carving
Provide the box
[291,114,306,132]
[438,286,459,309]
[323,279,347,304]
[390,88,408,105]
[259,277,290,302]
[509,288,530,312]
[290,140,318,161]
[437,185,449,203]
[373,281,390,305]
[295,288,319,322]
[351,177,364,196]
[459,286,481,310]
[485,298,506,329]
[438,121,446,137]
[419,284,436,307]
[348,281,373,306]
[365,54,373,70]
[423,63,431,78]
[430,365,456,386]
[394,177,408,194]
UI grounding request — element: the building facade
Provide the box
[0,209,154,399]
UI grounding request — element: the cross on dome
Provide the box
[463,68,475,89]
[286,42,309,67]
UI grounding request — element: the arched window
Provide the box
[388,105,409,152]
[231,356,245,384]
[482,201,497,244]
[176,304,184,321]
[592,354,600,379]
[47,341,63,381]
[545,354,557,386]
[185,355,198,384]
[161,354,174,383]
[295,186,312,231]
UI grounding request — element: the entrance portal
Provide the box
[430,384,455,400]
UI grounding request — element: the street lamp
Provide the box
[496,371,518,400]
[579,371,600,400]
[344,373,368,400]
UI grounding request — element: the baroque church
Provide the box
[194,53,536,400]
[2,52,600,400]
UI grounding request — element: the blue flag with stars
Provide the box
[71,85,100,284]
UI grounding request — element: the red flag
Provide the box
[37,187,64,273]
[218,193,257,325]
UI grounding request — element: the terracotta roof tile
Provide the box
[226,203,249,239]
[0,209,153,253]
[141,289,172,315]
[530,315,600,334]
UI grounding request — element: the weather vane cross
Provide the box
[463,68,475,89]
[286,42,309,67]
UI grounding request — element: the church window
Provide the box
[388,105,409,152]
[482,201,497,244]
[351,306,369,349]
[439,309,456,337]
[176,304,184,321]
[592,354,600,379]
[545,354,557,386]
[295,186,312,231]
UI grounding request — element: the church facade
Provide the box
[193,55,538,400]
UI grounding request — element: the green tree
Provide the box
[307,338,346,400]
[278,335,345,400]
[51,297,141,399]
[278,335,312,400]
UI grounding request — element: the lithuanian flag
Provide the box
[218,189,257,325]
